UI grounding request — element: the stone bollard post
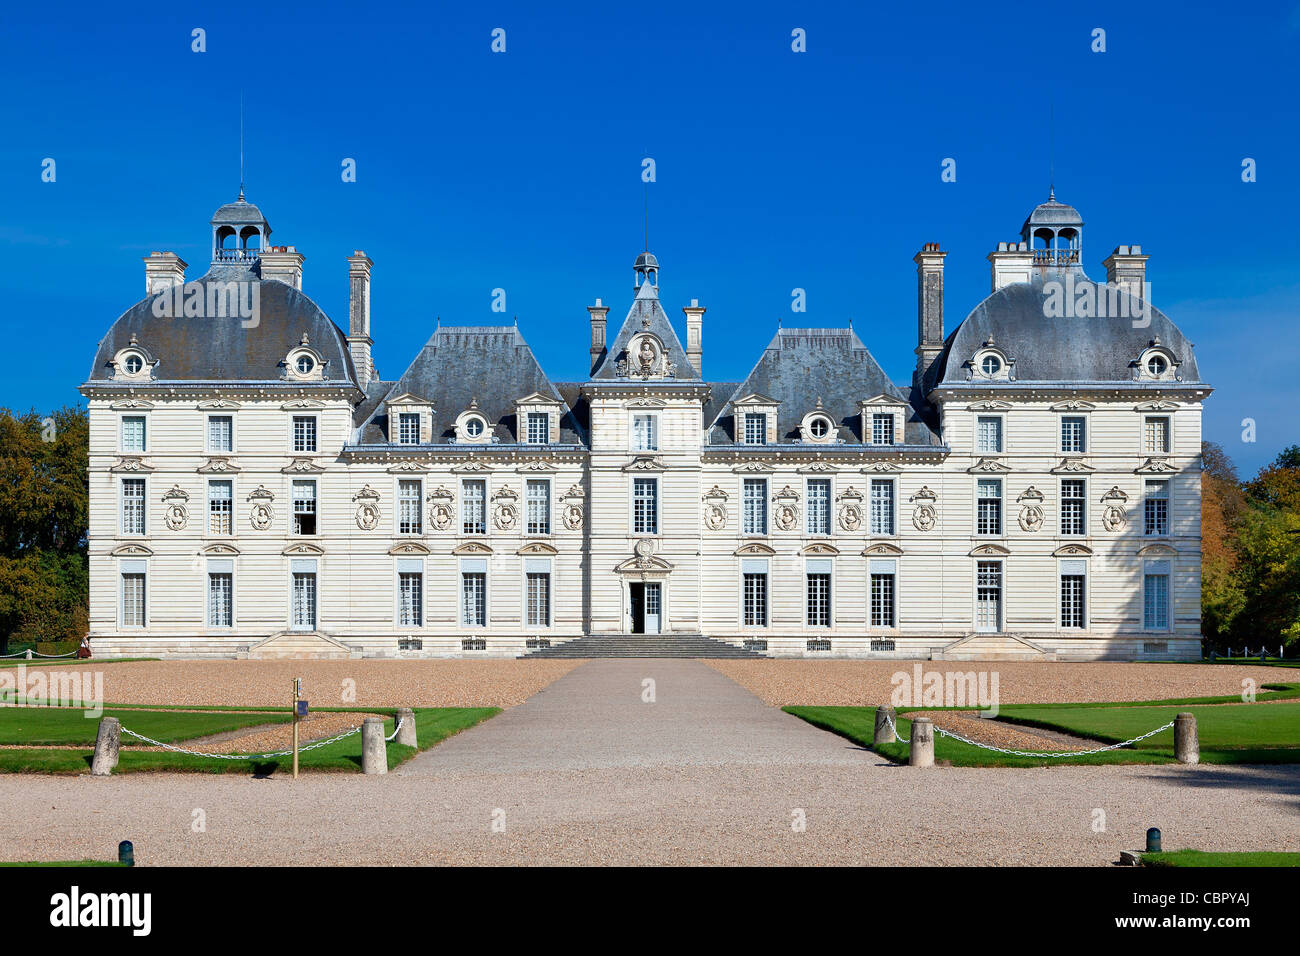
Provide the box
[908,717,935,768]
[395,708,418,748]
[1174,712,1199,765]
[873,706,897,745]
[91,717,121,776]
[361,717,387,775]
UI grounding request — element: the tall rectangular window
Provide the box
[1060,573,1085,629]
[976,416,1003,453]
[121,478,146,535]
[208,415,233,452]
[871,413,894,446]
[398,479,422,535]
[526,572,551,627]
[743,478,767,535]
[806,570,832,627]
[870,572,896,627]
[1144,416,1170,454]
[208,572,233,627]
[1060,479,1086,536]
[976,478,1002,535]
[1060,416,1085,453]
[462,480,486,535]
[743,572,768,626]
[461,572,486,627]
[526,412,549,445]
[633,477,658,534]
[292,415,317,453]
[292,480,317,535]
[398,571,423,626]
[121,416,146,452]
[633,414,658,451]
[743,413,767,446]
[1144,479,1169,536]
[208,480,233,535]
[526,479,550,535]
[397,412,420,445]
[870,479,895,535]
[291,571,316,630]
[121,571,146,627]
[1144,566,1170,630]
[976,560,1002,632]
[806,479,831,535]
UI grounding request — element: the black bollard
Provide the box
[1145,827,1162,853]
[118,840,134,867]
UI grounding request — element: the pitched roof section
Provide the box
[357,326,583,445]
[708,328,941,445]
[590,280,700,381]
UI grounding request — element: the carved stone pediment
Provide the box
[798,461,838,473]
[1052,457,1094,474]
[452,460,495,473]
[1136,457,1176,473]
[862,461,899,473]
[862,542,904,556]
[110,543,153,556]
[282,457,325,474]
[561,483,585,500]
[518,542,559,555]
[282,543,325,556]
[452,541,493,555]
[623,456,666,472]
[517,460,555,471]
[968,543,1011,557]
[968,457,1010,474]
[800,542,840,556]
[1053,544,1094,557]
[111,456,152,473]
[910,486,938,502]
[198,456,240,473]
[733,542,776,556]
[1017,486,1045,502]
[161,484,190,502]
[1051,400,1095,412]
[1137,543,1177,557]
[247,485,276,501]
[201,543,240,556]
[387,460,428,474]
[836,485,863,501]
[352,485,380,502]
[388,542,431,556]
[732,461,773,473]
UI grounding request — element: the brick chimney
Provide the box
[143,252,187,296]
[683,299,705,376]
[1103,245,1148,301]
[913,243,946,386]
[260,245,304,289]
[588,299,609,375]
[346,252,374,390]
[987,240,1034,291]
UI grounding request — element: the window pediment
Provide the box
[968,341,1014,381]
[111,337,158,382]
[284,335,327,381]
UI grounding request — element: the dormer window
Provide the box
[467,418,484,438]
[285,337,325,382]
[455,402,493,444]
[809,417,830,439]
[970,341,1013,382]
[295,354,315,375]
[514,392,563,445]
[111,339,156,382]
[385,393,433,446]
[397,412,420,446]
[743,413,767,446]
[871,413,895,446]
[125,355,143,374]
[981,355,1002,376]
[799,403,838,444]
[1136,341,1179,381]
[526,412,550,445]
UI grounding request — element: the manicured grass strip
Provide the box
[784,706,1174,767]
[1141,849,1300,867]
[0,707,293,746]
[890,682,1300,712]
[0,707,499,774]
[996,700,1300,763]
[0,860,126,867]
[0,658,157,670]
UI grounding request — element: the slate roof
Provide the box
[933,272,1201,386]
[357,326,583,445]
[589,280,700,381]
[85,267,358,386]
[707,328,941,446]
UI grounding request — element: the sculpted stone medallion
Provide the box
[249,503,273,531]
[912,504,936,532]
[838,504,862,532]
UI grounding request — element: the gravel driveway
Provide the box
[2,660,1296,865]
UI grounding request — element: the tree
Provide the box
[0,406,88,651]
[1200,441,1246,646]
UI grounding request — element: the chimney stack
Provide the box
[913,243,946,386]
[143,252,187,296]
[683,299,705,377]
[347,251,374,390]
[260,245,304,289]
[588,299,609,375]
[987,240,1034,291]
[1103,245,1148,302]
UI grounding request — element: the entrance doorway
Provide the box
[629,582,662,634]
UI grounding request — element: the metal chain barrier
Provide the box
[118,716,405,761]
[0,650,78,659]
[885,713,1174,759]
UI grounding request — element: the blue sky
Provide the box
[2,0,1296,475]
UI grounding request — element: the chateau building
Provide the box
[81,192,1210,660]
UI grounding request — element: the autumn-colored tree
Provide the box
[1200,441,1246,645]
[0,406,89,650]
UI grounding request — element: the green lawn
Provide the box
[785,698,1300,767]
[0,706,499,774]
[0,706,293,746]
[0,657,157,670]
[1141,849,1300,867]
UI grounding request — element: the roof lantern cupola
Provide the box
[1020,189,1083,267]
[634,250,659,296]
[210,188,272,264]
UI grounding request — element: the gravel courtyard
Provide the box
[706,659,1289,706]
[2,659,1296,865]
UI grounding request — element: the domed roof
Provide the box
[85,269,356,386]
[210,192,269,226]
[1022,192,1084,230]
[634,251,659,271]
[936,275,1200,386]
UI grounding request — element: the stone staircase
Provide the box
[521,632,765,659]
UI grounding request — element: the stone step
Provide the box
[522,633,765,659]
